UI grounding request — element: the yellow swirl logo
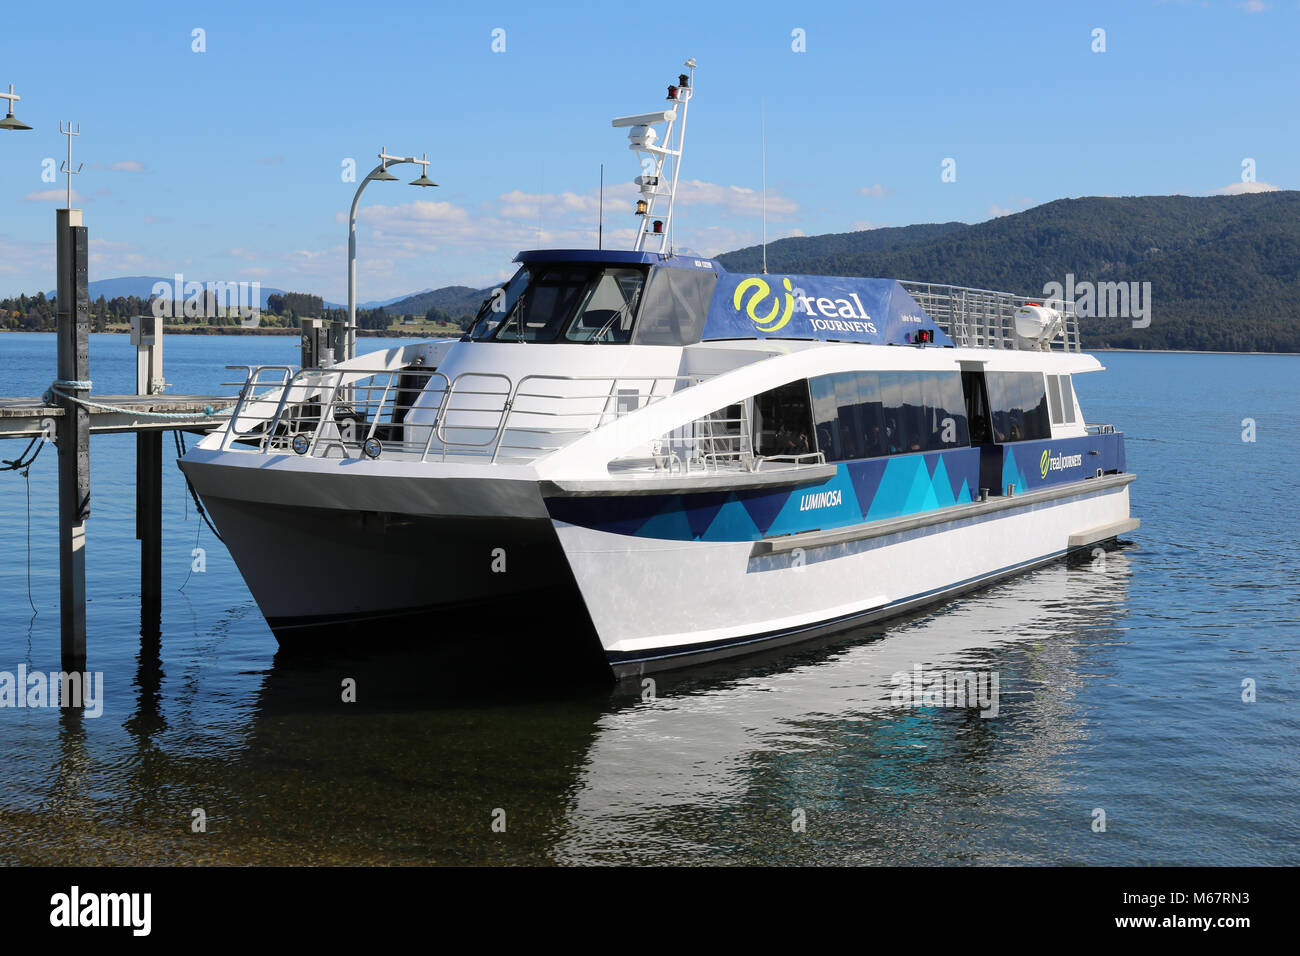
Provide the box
[1040,448,1051,479]
[733,276,795,333]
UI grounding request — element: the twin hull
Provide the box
[180,447,1134,677]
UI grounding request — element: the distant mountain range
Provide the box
[717,192,1300,351]
[53,276,417,311]
[52,191,1300,351]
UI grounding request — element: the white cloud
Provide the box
[1211,180,1281,195]
[110,160,145,172]
[675,179,799,218]
[1238,1,1268,12]
[858,184,890,198]
[142,177,803,302]
[23,188,83,203]
[849,221,880,232]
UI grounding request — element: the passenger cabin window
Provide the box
[753,380,815,459]
[468,265,646,343]
[808,370,969,462]
[985,371,1051,442]
[1046,374,1077,426]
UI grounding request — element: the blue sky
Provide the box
[0,0,1295,302]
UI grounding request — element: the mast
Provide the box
[611,58,696,255]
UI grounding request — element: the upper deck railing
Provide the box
[900,281,1081,353]
[214,364,825,476]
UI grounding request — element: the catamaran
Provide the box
[179,60,1138,676]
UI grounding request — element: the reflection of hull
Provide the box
[556,478,1135,676]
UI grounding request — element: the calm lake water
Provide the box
[1,333,1297,865]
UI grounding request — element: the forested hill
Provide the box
[717,192,1300,352]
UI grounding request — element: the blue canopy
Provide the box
[703,273,950,346]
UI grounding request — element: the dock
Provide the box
[0,394,230,439]
[0,206,244,676]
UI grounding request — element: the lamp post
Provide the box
[0,83,33,131]
[345,148,436,361]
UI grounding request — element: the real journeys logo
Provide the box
[733,276,795,333]
[732,276,880,336]
[1039,447,1084,479]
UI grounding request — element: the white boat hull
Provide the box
[553,478,1135,675]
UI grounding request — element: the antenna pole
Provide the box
[761,101,768,275]
[598,163,603,250]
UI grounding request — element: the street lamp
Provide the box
[345,148,437,361]
[0,84,32,131]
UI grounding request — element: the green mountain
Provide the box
[386,285,491,321]
[717,222,967,273]
[718,192,1300,352]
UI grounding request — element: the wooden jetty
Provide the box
[0,394,230,439]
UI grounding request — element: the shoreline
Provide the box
[0,326,462,339]
[3,329,1294,354]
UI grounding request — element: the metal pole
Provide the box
[347,158,409,361]
[346,152,435,361]
[133,315,163,638]
[55,208,89,671]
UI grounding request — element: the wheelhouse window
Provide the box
[809,370,969,462]
[564,268,645,343]
[986,371,1051,442]
[468,265,646,344]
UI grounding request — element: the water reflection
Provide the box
[554,549,1134,864]
[30,548,1134,865]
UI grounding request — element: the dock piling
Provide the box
[132,315,164,638]
[54,208,89,671]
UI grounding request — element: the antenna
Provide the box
[598,163,604,250]
[59,121,83,209]
[613,57,696,254]
[761,101,767,275]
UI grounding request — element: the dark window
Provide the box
[469,265,648,344]
[753,380,815,459]
[808,370,970,461]
[631,266,717,346]
[810,375,841,461]
[987,371,1051,442]
[564,268,645,343]
[962,370,993,444]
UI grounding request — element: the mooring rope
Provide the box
[45,380,235,419]
[174,429,224,545]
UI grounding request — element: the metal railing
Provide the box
[618,401,827,476]
[216,363,831,476]
[217,364,705,464]
[901,281,1082,352]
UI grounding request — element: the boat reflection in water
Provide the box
[552,545,1134,865]
[21,545,1132,865]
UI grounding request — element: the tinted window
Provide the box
[987,371,1051,442]
[564,268,645,343]
[493,268,592,342]
[809,370,970,461]
[753,380,814,458]
[632,267,717,346]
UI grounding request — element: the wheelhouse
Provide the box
[466,250,720,347]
